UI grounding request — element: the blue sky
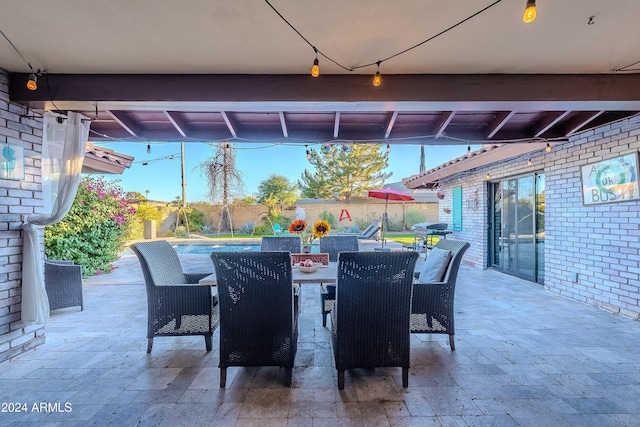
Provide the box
[92,141,476,202]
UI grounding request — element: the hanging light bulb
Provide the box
[522,0,536,24]
[527,158,532,167]
[146,144,151,154]
[386,144,391,153]
[373,61,382,87]
[322,143,331,154]
[26,73,37,91]
[467,145,471,153]
[305,145,311,160]
[225,143,231,153]
[311,47,320,78]
[545,142,552,152]
[485,173,491,180]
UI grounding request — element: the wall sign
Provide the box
[1,144,25,181]
[581,153,639,205]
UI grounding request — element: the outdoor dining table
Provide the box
[198,262,338,286]
[199,256,425,287]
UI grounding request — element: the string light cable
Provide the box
[264,0,504,75]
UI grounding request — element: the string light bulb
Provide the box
[386,144,391,153]
[26,73,38,91]
[467,145,471,153]
[310,47,320,78]
[373,61,382,87]
[305,145,311,160]
[545,143,552,152]
[485,173,491,180]
[527,158,532,167]
[522,0,536,24]
[146,144,151,154]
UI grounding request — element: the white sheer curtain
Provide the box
[21,112,90,324]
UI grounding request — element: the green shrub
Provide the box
[318,210,336,227]
[127,203,163,240]
[184,206,206,231]
[405,209,427,228]
[44,176,135,278]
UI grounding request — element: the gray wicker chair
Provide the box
[210,251,298,387]
[131,240,219,353]
[331,251,419,390]
[411,239,470,351]
[260,236,302,253]
[318,235,359,327]
[44,259,84,311]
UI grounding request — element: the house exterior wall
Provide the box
[438,116,640,320]
[0,69,46,362]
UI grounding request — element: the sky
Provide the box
[93,141,477,203]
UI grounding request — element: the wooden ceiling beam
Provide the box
[12,74,640,107]
[220,111,237,138]
[107,110,140,137]
[163,111,188,138]
[384,111,398,139]
[562,110,605,136]
[279,111,288,138]
[485,111,515,139]
[533,111,572,138]
[434,111,456,138]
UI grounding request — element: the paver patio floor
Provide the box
[2,240,640,426]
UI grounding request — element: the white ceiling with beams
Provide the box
[2,0,640,146]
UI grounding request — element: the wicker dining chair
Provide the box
[411,239,470,350]
[318,235,359,327]
[210,251,298,387]
[331,251,419,390]
[131,240,219,353]
[260,236,302,253]
[44,259,84,311]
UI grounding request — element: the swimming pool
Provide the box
[122,242,319,255]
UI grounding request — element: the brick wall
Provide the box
[438,116,640,320]
[0,69,46,362]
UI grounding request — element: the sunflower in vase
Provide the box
[289,219,331,251]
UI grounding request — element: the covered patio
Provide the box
[1,241,639,426]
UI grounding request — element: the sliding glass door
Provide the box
[489,173,545,283]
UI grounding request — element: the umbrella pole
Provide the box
[382,195,389,247]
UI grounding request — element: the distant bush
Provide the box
[405,209,427,228]
[200,224,213,234]
[127,203,163,240]
[44,176,135,278]
[318,210,336,227]
[355,212,379,230]
[175,225,189,237]
[238,222,255,235]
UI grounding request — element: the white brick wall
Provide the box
[0,68,45,362]
[438,116,640,320]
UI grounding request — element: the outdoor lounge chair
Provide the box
[44,259,84,311]
[318,235,359,327]
[337,224,380,240]
[260,236,302,253]
[131,240,219,353]
[331,251,419,390]
[210,251,299,387]
[411,239,470,350]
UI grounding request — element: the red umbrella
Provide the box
[368,187,414,247]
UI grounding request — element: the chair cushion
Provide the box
[418,247,452,283]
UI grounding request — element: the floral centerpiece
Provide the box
[289,219,331,252]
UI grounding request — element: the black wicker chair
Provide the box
[331,251,419,390]
[260,236,302,253]
[411,239,470,351]
[210,251,298,387]
[131,240,219,353]
[44,259,84,311]
[318,235,359,327]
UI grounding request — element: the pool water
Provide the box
[122,243,319,255]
